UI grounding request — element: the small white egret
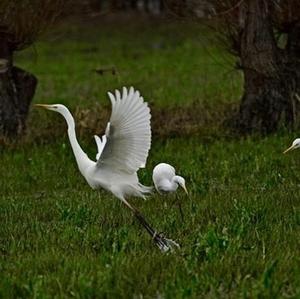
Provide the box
[152,163,188,221]
[153,163,188,194]
[35,87,178,252]
[283,138,300,154]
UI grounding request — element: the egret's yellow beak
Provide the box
[35,104,51,109]
[283,145,296,154]
[182,185,188,195]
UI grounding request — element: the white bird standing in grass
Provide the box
[35,87,178,252]
[153,163,188,195]
[283,138,300,154]
[152,163,188,221]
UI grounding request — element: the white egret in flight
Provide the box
[153,163,188,194]
[283,138,300,154]
[35,87,178,252]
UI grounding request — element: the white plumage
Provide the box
[153,163,188,194]
[35,87,178,252]
[96,87,151,173]
[89,87,152,199]
[94,135,106,160]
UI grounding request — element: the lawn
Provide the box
[1,17,300,298]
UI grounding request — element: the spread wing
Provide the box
[96,86,151,174]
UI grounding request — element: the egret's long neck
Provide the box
[167,175,182,191]
[60,109,91,172]
[173,176,183,185]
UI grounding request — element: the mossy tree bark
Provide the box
[0,33,37,139]
[238,0,300,133]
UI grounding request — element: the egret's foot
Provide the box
[153,232,180,252]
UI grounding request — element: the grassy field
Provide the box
[16,17,242,109]
[1,17,300,298]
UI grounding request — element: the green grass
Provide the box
[1,18,300,298]
[16,18,242,109]
[1,136,300,298]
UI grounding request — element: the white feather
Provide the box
[94,135,107,160]
[96,87,151,174]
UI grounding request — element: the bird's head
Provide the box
[35,103,65,112]
[35,104,70,117]
[283,138,300,154]
[174,176,188,194]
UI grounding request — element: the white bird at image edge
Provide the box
[283,138,300,154]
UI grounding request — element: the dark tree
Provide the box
[0,0,67,140]
[102,0,164,14]
[166,0,300,133]
[232,0,300,133]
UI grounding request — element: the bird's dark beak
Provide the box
[35,104,51,109]
[283,145,296,154]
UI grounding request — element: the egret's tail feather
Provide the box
[138,183,153,194]
[131,183,153,199]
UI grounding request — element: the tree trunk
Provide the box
[0,33,37,140]
[238,0,296,133]
[287,23,300,109]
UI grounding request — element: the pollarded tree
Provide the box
[0,0,68,140]
[166,0,300,133]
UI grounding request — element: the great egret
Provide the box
[153,163,188,194]
[35,87,178,252]
[283,138,300,154]
[152,163,188,221]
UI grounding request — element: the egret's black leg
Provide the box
[176,193,185,222]
[170,193,185,222]
[121,198,179,252]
